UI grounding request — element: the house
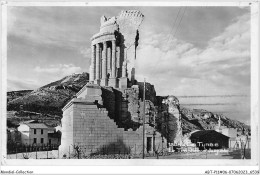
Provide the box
[221,128,237,148]
[190,130,230,150]
[17,123,49,145]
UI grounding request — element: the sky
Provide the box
[7,6,251,123]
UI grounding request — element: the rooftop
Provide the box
[191,130,229,139]
[25,123,48,129]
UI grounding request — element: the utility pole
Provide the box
[35,145,37,159]
[153,111,156,155]
[69,146,70,159]
[142,78,146,159]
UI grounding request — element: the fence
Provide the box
[7,143,59,154]
[60,143,169,159]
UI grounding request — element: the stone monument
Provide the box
[59,10,168,157]
[89,10,144,88]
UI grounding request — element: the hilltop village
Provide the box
[7,10,250,159]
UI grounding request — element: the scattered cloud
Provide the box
[79,47,91,58]
[136,13,250,96]
[7,7,96,52]
[7,77,40,91]
[34,64,82,76]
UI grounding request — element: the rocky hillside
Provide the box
[179,107,250,135]
[7,73,89,126]
[7,72,250,134]
[7,90,33,103]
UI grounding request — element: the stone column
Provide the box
[116,46,121,78]
[111,40,116,78]
[89,45,96,82]
[101,41,108,86]
[122,61,127,78]
[119,60,128,89]
[109,40,117,88]
[107,46,111,76]
[116,46,121,68]
[94,43,100,85]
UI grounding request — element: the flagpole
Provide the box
[142,78,146,159]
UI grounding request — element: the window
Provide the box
[34,129,36,134]
[49,139,51,144]
[41,129,43,135]
[41,138,44,144]
[147,137,152,152]
[33,138,37,144]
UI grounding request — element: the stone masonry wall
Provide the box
[60,100,166,157]
[59,84,167,157]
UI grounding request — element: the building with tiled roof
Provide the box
[18,123,49,145]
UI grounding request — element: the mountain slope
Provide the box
[180,107,250,134]
[7,72,249,133]
[7,73,89,125]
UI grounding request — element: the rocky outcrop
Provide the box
[40,72,89,90]
[162,96,182,145]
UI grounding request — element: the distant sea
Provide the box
[176,95,250,125]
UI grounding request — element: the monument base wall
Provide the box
[59,85,167,158]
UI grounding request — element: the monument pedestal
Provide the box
[94,79,100,86]
[119,77,128,89]
[100,78,108,86]
[108,78,117,88]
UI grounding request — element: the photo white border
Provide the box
[1,0,259,174]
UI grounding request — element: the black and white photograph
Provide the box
[1,1,259,174]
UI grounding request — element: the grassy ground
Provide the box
[6,149,250,159]
[145,149,251,159]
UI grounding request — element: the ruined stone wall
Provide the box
[59,100,166,157]
[137,82,157,105]
[139,100,156,124]
[116,10,144,81]
[123,86,139,122]
[101,87,116,120]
